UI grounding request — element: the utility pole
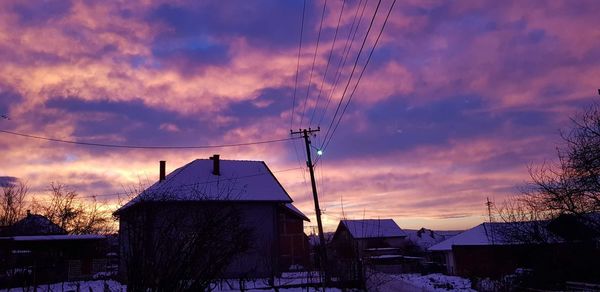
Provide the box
[291,127,329,283]
[486,197,495,245]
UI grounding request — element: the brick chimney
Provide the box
[210,154,220,176]
[159,160,166,182]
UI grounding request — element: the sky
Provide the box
[0,0,599,231]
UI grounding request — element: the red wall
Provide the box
[278,210,309,270]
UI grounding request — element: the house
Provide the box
[331,219,407,259]
[405,228,461,252]
[115,155,310,285]
[330,219,408,278]
[428,220,600,281]
[0,212,108,288]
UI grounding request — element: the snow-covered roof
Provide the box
[405,228,462,250]
[2,235,105,241]
[6,214,66,236]
[428,222,557,251]
[284,203,310,221]
[341,219,406,239]
[118,159,293,211]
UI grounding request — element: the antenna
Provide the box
[486,197,494,223]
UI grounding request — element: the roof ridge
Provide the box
[191,158,265,162]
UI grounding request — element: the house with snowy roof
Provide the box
[331,219,407,259]
[428,220,600,280]
[115,155,310,285]
[405,228,461,252]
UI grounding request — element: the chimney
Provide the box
[26,210,31,217]
[159,160,166,182]
[210,154,220,176]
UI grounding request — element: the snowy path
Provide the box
[366,272,477,292]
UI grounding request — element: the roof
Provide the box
[284,203,310,221]
[118,159,293,212]
[5,214,66,236]
[340,219,406,239]
[405,228,462,250]
[428,222,558,251]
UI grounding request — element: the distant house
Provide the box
[330,219,408,278]
[0,212,65,236]
[331,219,407,259]
[428,220,600,280]
[115,155,310,284]
[0,212,107,288]
[405,228,461,252]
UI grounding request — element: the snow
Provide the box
[405,228,461,250]
[428,222,557,251]
[0,273,477,292]
[118,159,293,212]
[393,273,476,291]
[7,234,105,241]
[341,219,406,239]
[369,255,403,259]
[1,280,123,292]
[0,273,359,292]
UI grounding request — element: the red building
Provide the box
[278,203,310,271]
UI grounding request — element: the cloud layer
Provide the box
[1,0,599,231]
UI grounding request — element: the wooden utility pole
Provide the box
[486,197,495,244]
[291,127,328,282]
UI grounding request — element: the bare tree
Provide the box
[117,183,254,291]
[497,104,600,240]
[0,180,29,226]
[32,183,114,234]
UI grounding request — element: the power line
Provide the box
[299,0,328,127]
[290,0,307,130]
[0,129,299,149]
[320,0,383,150]
[308,0,346,126]
[288,0,311,191]
[321,0,396,153]
[317,0,368,127]
[24,167,304,203]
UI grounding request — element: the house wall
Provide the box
[445,251,454,275]
[384,237,406,248]
[277,210,309,270]
[452,243,600,280]
[227,202,279,278]
[118,201,280,283]
[0,239,107,288]
[331,226,358,259]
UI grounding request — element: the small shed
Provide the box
[0,213,107,288]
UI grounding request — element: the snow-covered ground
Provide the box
[1,272,474,292]
[367,272,476,292]
[0,280,124,292]
[0,273,350,292]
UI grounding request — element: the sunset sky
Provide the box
[0,0,599,231]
